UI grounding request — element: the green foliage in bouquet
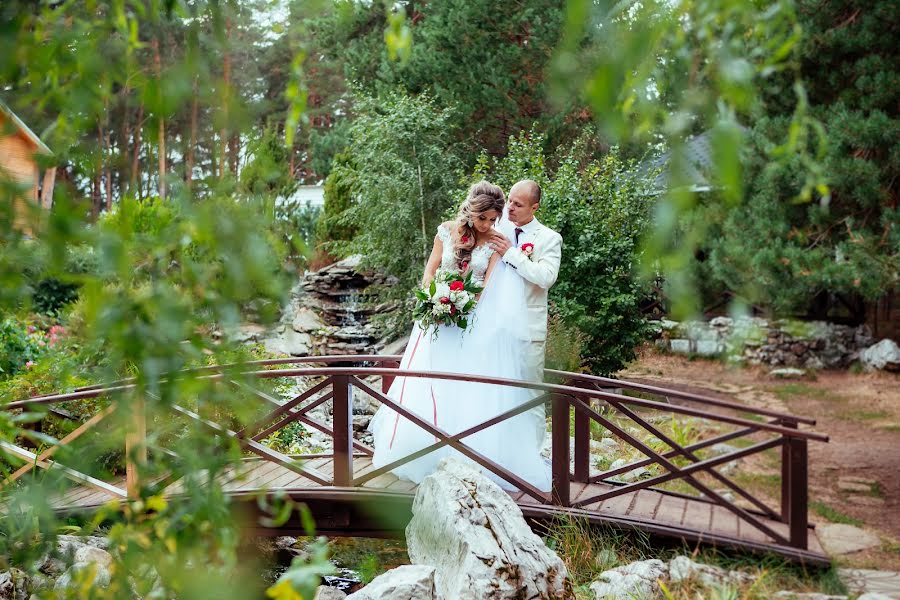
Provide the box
[412,269,483,335]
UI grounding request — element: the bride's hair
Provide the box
[454,180,505,269]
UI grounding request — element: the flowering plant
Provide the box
[520,242,535,259]
[412,268,483,335]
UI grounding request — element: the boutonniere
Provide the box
[520,242,535,259]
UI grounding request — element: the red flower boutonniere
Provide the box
[520,242,535,259]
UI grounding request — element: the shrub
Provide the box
[474,130,658,374]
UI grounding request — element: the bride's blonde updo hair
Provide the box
[454,180,505,269]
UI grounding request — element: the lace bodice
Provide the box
[436,224,494,286]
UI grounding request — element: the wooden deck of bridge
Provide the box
[47,454,827,564]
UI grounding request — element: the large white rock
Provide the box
[589,559,667,599]
[668,555,753,587]
[860,339,900,371]
[314,586,348,600]
[346,565,435,600]
[73,545,113,569]
[406,458,571,600]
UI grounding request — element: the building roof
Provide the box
[637,127,746,194]
[0,98,52,155]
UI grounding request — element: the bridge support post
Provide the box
[551,393,570,506]
[332,375,354,487]
[125,395,146,499]
[784,434,808,549]
[572,384,591,483]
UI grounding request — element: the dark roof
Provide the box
[0,98,52,155]
[639,129,730,194]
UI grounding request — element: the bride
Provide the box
[368,181,551,491]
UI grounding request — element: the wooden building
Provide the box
[0,100,56,232]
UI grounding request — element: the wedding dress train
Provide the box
[368,224,550,491]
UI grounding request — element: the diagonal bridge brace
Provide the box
[350,377,551,504]
[568,396,791,546]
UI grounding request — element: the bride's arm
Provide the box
[421,234,443,288]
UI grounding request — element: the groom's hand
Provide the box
[487,231,512,256]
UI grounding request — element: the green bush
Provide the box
[475,130,658,373]
[0,316,47,378]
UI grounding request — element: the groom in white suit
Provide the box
[487,180,563,385]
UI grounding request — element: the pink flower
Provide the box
[461,235,470,244]
[449,281,465,292]
[461,261,469,271]
[27,325,36,333]
[520,243,535,258]
[25,361,34,369]
[439,296,451,305]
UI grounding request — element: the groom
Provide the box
[487,180,563,385]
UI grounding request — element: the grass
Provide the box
[732,472,781,499]
[541,515,847,600]
[772,383,841,403]
[810,501,864,526]
[837,409,888,422]
[882,424,900,432]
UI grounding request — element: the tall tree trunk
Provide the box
[220,16,232,180]
[187,78,198,189]
[152,36,167,200]
[131,102,144,197]
[103,97,113,211]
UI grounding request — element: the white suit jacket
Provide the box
[498,216,563,342]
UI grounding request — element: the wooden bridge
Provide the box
[1,356,829,565]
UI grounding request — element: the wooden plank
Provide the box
[361,472,400,490]
[226,461,282,492]
[386,477,418,493]
[629,490,663,520]
[654,496,688,527]
[598,491,636,517]
[682,501,713,532]
[264,466,311,491]
[710,505,740,538]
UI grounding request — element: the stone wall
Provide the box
[654,317,874,369]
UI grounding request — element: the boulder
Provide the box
[668,555,753,587]
[769,368,807,379]
[346,565,435,600]
[0,568,29,600]
[315,586,349,600]
[860,339,900,371]
[589,559,667,599]
[73,545,113,569]
[55,562,111,591]
[406,458,571,600]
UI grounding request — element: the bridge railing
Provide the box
[2,355,827,551]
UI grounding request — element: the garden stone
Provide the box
[839,568,900,598]
[0,568,29,600]
[292,307,325,333]
[589,559,667,599]
[73,546,112,569]
[55,563,111,591]
[314,586,348,600]
[819,524,880,555]
[695,340,723,356]
[264,329,312,356]
[345,565,435,600]
[406,457,571,600]
[860,339,900,371]
[769,368,807,379]
[670,339,691,353]
[668,555,753,587]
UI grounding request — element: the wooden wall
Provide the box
[0,112,41,233]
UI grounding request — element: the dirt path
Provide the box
[619,349,900,569]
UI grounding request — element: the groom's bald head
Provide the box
[507,180,541,226]
[510,180,542,206]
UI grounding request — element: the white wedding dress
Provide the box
[368,224,551,491]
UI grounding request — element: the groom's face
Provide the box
[506,190,539,226]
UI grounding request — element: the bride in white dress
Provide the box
[369,181,551,491]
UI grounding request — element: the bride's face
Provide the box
[472,209,500,234]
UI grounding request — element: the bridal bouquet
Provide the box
[413,269,482,334]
